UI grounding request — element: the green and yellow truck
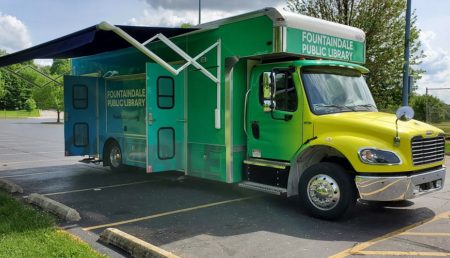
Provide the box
[0,8,445,219]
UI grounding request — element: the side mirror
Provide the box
[396,106,414,121]
[262,72,276,112]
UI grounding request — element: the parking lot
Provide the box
[1,118,450,257]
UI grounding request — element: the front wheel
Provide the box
[107,141,124,172]
[299,162,356,220]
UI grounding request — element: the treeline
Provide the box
[0,49,68,121]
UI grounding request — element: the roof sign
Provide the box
[288,28,365,64]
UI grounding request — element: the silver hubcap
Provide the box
[307,174,340,211]
[109,146,121,168]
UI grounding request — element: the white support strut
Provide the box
[97,21,222,129]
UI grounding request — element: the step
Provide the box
[238,181,287,195]
[243,158,290,169]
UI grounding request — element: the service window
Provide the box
[157,76,174,109]
[259,70,297,112]
[73,84,88,109]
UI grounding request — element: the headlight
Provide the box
[359,148,401,164]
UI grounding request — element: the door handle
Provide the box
[251,121,260,139]
[148,113,155,125]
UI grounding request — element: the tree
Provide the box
[410,94,447,123]
[32,59,68,123]
[286,0,424,109]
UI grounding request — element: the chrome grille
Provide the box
[411,136,445,166]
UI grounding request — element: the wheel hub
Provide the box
[307,174,340,211]
[109,146,122,168]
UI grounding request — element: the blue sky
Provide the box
[1,0,449,100]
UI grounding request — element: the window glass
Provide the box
[74,123,88,147]
[73,84,88,109]
[301,67,377,115]
[158,127,175,160]
[157,77,174,109]
[259,70,297,112]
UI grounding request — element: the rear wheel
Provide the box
[299,162,356,220]
[107,141,124,172]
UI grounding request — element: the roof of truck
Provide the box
[0,8,365,67]
[197,7,365,42]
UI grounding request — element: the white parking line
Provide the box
[40,180,158,197]
[0,151,63,156]
[1,158,75,165]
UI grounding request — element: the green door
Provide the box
[146,63,185,173]
[247,65,303,161]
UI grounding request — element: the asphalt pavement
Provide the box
[1,118,450,258]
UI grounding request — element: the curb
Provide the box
[100,228,179,258]
[0,179,23,193]
[26,193,81,222]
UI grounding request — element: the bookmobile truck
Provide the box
[0,8,446,219]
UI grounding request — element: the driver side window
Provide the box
[259,70,297,112]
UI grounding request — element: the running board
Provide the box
[238,181,287,196]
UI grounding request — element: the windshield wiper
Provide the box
[351,104,377,111]
[314,104,354,111]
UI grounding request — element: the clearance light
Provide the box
[359,148,401,165]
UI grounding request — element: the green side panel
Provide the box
[218,16,274,57]
[188,143,225,181]
[231,61,248,182]
[286,28,365,64]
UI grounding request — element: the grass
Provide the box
[0,110,40,118]
[0,191,104,258]
[431,122,450,134]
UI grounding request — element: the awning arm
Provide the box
[97,22,222,129]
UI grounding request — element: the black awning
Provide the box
[0,24,196,67]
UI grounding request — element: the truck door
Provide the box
[246,66,303,161]
[64,76,101,156]
[146,63,185,173]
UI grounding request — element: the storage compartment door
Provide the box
[64,76,100,156]
[146,63,185,172]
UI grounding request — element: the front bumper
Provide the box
[355,167,446,201]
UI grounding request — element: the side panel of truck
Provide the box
[64,76,100,156]
[104,74,147,167]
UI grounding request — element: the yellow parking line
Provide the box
[83,195,259,231]
[354,251,450,256]
[42,180,158,196]
[401,232,450,237]
[329,210,450,258]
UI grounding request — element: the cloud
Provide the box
[0,13,32,53]
[128,7,243,27]
[129,1,286,27]
[143,0,285,12]
[417,30,450,103]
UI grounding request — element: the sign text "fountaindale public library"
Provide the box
[299,30,365,63]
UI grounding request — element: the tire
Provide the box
[107,141,124,172]
[299,162,356,220]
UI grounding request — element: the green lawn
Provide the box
[0,110,40,118]
[0,191,104,258]
[431,122,450,134]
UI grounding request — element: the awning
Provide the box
[0,24,196,67]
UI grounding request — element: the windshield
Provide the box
[301,67,377,115]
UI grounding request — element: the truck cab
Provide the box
[243,60,445,219]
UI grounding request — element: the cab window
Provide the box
[259,70,297,112]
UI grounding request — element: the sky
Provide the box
[0,0,449,101]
